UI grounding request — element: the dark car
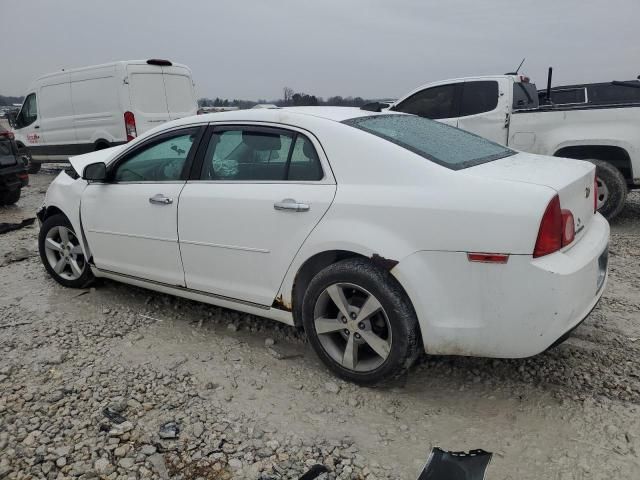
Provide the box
[0,126,28,205]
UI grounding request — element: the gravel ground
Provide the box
[0,169,639,479]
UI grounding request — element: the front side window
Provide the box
[392,84,459,119]
[200,128,323,181]
[459,81,499,116]
[343,114,515,170]
[17,93,38,128]
[113,129,198,182]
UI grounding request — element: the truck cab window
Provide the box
[17,93,38,128]
[459,81,499,116]
[393,84,459,119]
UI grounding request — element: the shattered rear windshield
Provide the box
[343,114,515,170]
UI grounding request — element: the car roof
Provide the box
[195,106,380,123]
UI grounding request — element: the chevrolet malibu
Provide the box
[37,107,609,384]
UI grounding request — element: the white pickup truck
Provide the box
[389,74,640,219]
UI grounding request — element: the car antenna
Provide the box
[504,58,526,75]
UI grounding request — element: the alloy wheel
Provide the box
[313,283,392,372]
[43,226,86,281]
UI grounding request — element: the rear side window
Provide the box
[200,128,323,181]
[343,114,514,170]
[513,82,539,109]
[459,81,499,116]
[393,84,459,119]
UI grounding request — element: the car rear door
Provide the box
[456,79,510,145]
[178,124,336,306]
[81,126,204,285]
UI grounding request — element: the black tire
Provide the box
[302,258,420,385]
[1,188,21,205]
[587,159,627,220]
[27,161,42,174]
[38,213,94,288]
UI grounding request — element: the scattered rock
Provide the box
[158,421,180,439]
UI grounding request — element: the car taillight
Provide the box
[561,209,575,245]
[593,176,598,213]
[124,111,137,142]
[0,131,14,140]
[534,195,576,258]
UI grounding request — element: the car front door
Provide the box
[178,125,336,306]
[80,126,204,285]
[392,83,461,127]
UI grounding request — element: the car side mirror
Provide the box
[7,111,17,129]
[82,162,107,181]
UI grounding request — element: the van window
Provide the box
[459,81,499,116]
[17,93,38,127]
[393,84,459,119]
[164,74,195,113]
[40,83,73,119]
[130,74,167,114]
[72,77,119,115]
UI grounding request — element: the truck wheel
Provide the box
[587,160,627,220]
[1,188,21,205]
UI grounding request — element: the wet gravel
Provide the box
[0,171,639,479]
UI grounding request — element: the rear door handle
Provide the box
[274,198,310,212]
[149,194,173,205]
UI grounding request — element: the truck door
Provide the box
[392,83,461,127]
[456,79,509,145]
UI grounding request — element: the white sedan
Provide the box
[37,107,609,384]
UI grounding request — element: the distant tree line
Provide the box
[0,95,23,107]
[198,86,376,109]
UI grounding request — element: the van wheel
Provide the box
[302,258,420,385]
[27,161,42,174]
[38,214,94,288]
[587,159,627,220]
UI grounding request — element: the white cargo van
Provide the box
[11,59,197,173]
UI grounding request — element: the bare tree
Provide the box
[283,87,294,105]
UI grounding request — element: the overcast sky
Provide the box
[2,0,637,100]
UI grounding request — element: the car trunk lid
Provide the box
[465,152,597,240]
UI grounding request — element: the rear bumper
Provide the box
[393,213,610,358]
[0,164,28,190]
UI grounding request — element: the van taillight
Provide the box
[533,195,575,258]
[124,111,137,142]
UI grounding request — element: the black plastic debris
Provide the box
[0,218,35,235]
[158,421,180,439]
[417,447,492,480]
[102,406,127,424]
[298,464,329,480]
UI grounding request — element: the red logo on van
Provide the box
[27,133,40,143]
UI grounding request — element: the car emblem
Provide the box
[585,187,590,198]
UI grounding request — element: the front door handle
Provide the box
[274,198,310,212]
[149,194,173,205]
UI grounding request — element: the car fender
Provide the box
[43,171,92,259]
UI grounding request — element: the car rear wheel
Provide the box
[302,258,420,385]
[38,214,94,288]
[588,159,627,220]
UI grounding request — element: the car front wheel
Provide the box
[302,258,420,385]
[38,214,94,288]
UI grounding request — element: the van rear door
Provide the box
[161,65,197,120]
[127,64,172,134]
